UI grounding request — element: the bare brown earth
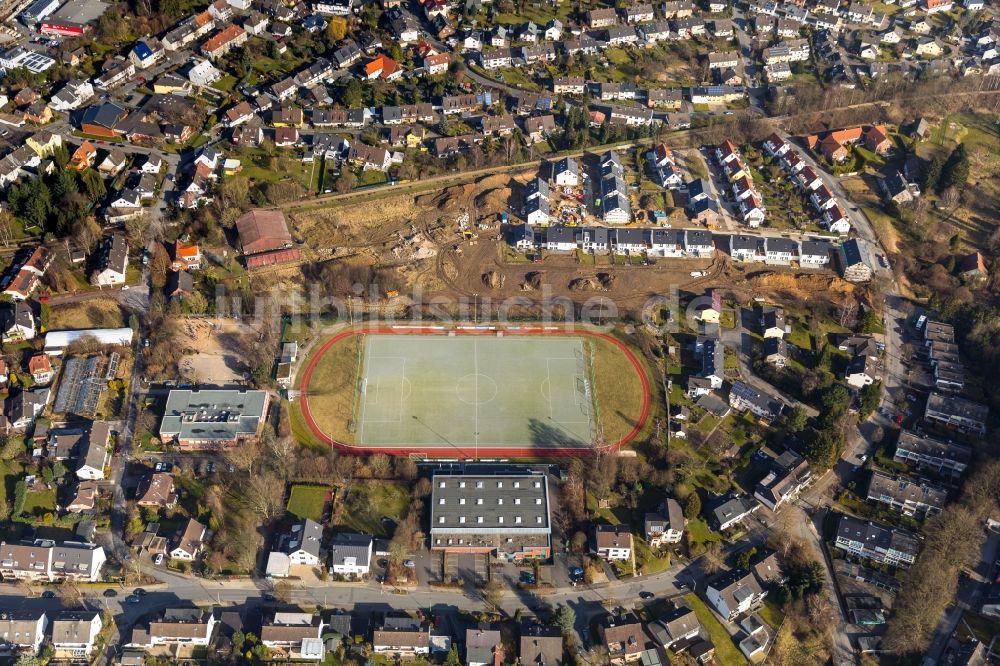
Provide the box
[283,174,856,316]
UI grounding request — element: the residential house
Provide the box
[644,498,685,547]
[711,495,758,531]
[706,568,767,621]
[466,627,504,666]
[866,471,947,518]
[68,140,97,170]
[845,353,879,388]
[729,381,783,421]
[136,472,177,510]
[66,480,98,513]
[760,308,785,338]
[0,611,48,655]
[763,337,789,367]
[97,148,127,176]
[372,617,430,657]
[838,238,876,282]
[75,421,110,481]
[833,514,919,566]
[519,623,563,666]
[7,388,48,429]
[90,233,128,286]
[594,524,634,561]
[170,242,202,271]
[0,540,106,582]
[652,605,701,651]
[260,612,326,661]
[598,614,643,665]
[329,533,373,577]
[0,301,34,341]
[135,607,218,648]
[893,429,972,479]
[51,610,102,660]
[170,518,206,561]
[753,451,811,511]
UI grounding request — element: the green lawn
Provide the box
[22,487,56,518]
[635,538,672,574]
[685,593,748,666]
[758,598,785,629]
[338,481,410,537]
[686,517,721,549]
[358,170,388,187]
[287,484,332,522]
[213,75,237,92]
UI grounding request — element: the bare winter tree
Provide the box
[241,472,285,522]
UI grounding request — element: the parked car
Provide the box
[403,560,416,568]
[154,554,164,566]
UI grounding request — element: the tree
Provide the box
[682,491,701,519]
[149,243,171,289]
[226,437,264,476]
[444,645,461,666]
[273,580,293,603]
[184,291,209,315]
[554,604,576,635]
[788,560,825,599]
[783,406,809,433]
[858,381,881,419]
[938,144,969,193]
[342,79,363,108]
[702,542,724,574]
[242,473,285,522]
[335,170,357,194]
[12,479,25,516]
[14,655,39,666]
[735,546,757,570]
[922,153,944,193]
[0,437,22,460]
[483,579,504,612]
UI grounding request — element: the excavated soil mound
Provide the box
[744,272,857,297]
[416,183,476,211]
[482,271,505,289]
[569,276,602,291]
[475,186,512,215]
[522,271,544,291]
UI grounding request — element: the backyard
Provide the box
[287,484,333,522]
[335,480,410,538]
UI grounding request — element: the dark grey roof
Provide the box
[329,532,372,568]
[80,102,126,129]
[835,514,919,557]
[766,237,798,254]
[730,234,762,251]
[800,240,831,257]
[430,472,550,535]
[287,518,323,558]
[685,229,713,246]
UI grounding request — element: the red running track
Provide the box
[298,326,651,458]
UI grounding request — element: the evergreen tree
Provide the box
[922,153,944,193]
[682,491,701,519]
[554,605,576,635]
[938,144,969,193]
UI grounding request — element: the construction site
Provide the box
[275,168,863,320]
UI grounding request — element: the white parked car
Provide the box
[689,271,705,278]
[154,554,164,566]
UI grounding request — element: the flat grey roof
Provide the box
[50,0,109,24]
[159,389,268,441]
[430,472,550,535]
